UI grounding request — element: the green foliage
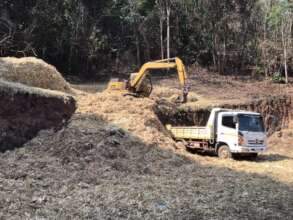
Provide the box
[255,66,264,76]
[0,0,291,78]
[267,0,293,27]
[272,72,285,83]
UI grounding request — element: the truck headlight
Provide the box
[238,132,245,146]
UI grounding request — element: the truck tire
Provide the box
[249,153,258,159]
[217,145,232,159]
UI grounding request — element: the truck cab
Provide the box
[216,110,266,158]
[167,108,267,159]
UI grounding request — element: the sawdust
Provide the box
[0,57,72,93]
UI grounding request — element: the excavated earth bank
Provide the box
[0,80,76,151]
[155,95,292,135]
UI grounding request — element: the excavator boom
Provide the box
[130,57,187,89]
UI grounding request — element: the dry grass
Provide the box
[0,57,72,93]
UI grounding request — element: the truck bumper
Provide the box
[232,146,266,153]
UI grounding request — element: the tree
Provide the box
[156,0,165,59]
[267,0,293,83]
[166,0,171,59]
[1,0,292,79]
[155,0,178,59]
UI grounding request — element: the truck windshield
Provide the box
[238,114,265,132]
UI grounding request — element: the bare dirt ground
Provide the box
[1,70,293,219]
[151,67,293,108]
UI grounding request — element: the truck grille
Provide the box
[248,139,264,145]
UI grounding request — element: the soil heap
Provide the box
[0,80,76,151]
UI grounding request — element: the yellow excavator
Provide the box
[107,57,190,103]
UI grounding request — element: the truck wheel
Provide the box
[217,145,232,159]
[249,153,258,159]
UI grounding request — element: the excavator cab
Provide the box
[107,57,190,102]
[129,72,153,96]
[107,73,153,97]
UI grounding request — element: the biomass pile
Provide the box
[76,90,176,150]
[0,57,72,93]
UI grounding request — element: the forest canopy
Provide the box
[0,0,292,79]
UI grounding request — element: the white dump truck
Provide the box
[166,108,267,158]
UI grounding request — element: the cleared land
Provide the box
[0,69,293,219]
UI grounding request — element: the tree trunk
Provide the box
[222,39,226,74]
[281,20,288,84]
[284,46,288,84]
[139,20,151,61]
[160,18,164,59]
[213,33,219,72]
[166,6,171,59]
[135,26,141,66]
[263,20,268,77]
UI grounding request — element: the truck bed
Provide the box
[166,125,213,140]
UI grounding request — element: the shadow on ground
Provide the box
[186,148,291,162]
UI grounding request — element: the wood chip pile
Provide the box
[0,57,72,93]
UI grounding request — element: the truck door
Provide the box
[217,114,238,150]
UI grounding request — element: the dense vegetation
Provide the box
[0,0,292,79]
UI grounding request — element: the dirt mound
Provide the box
[0,57,72,93]
[22,114,180,174]
[268,129,293,153]
[77,90,176,150]
[0,80,76,151]
[151,85,199,103]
